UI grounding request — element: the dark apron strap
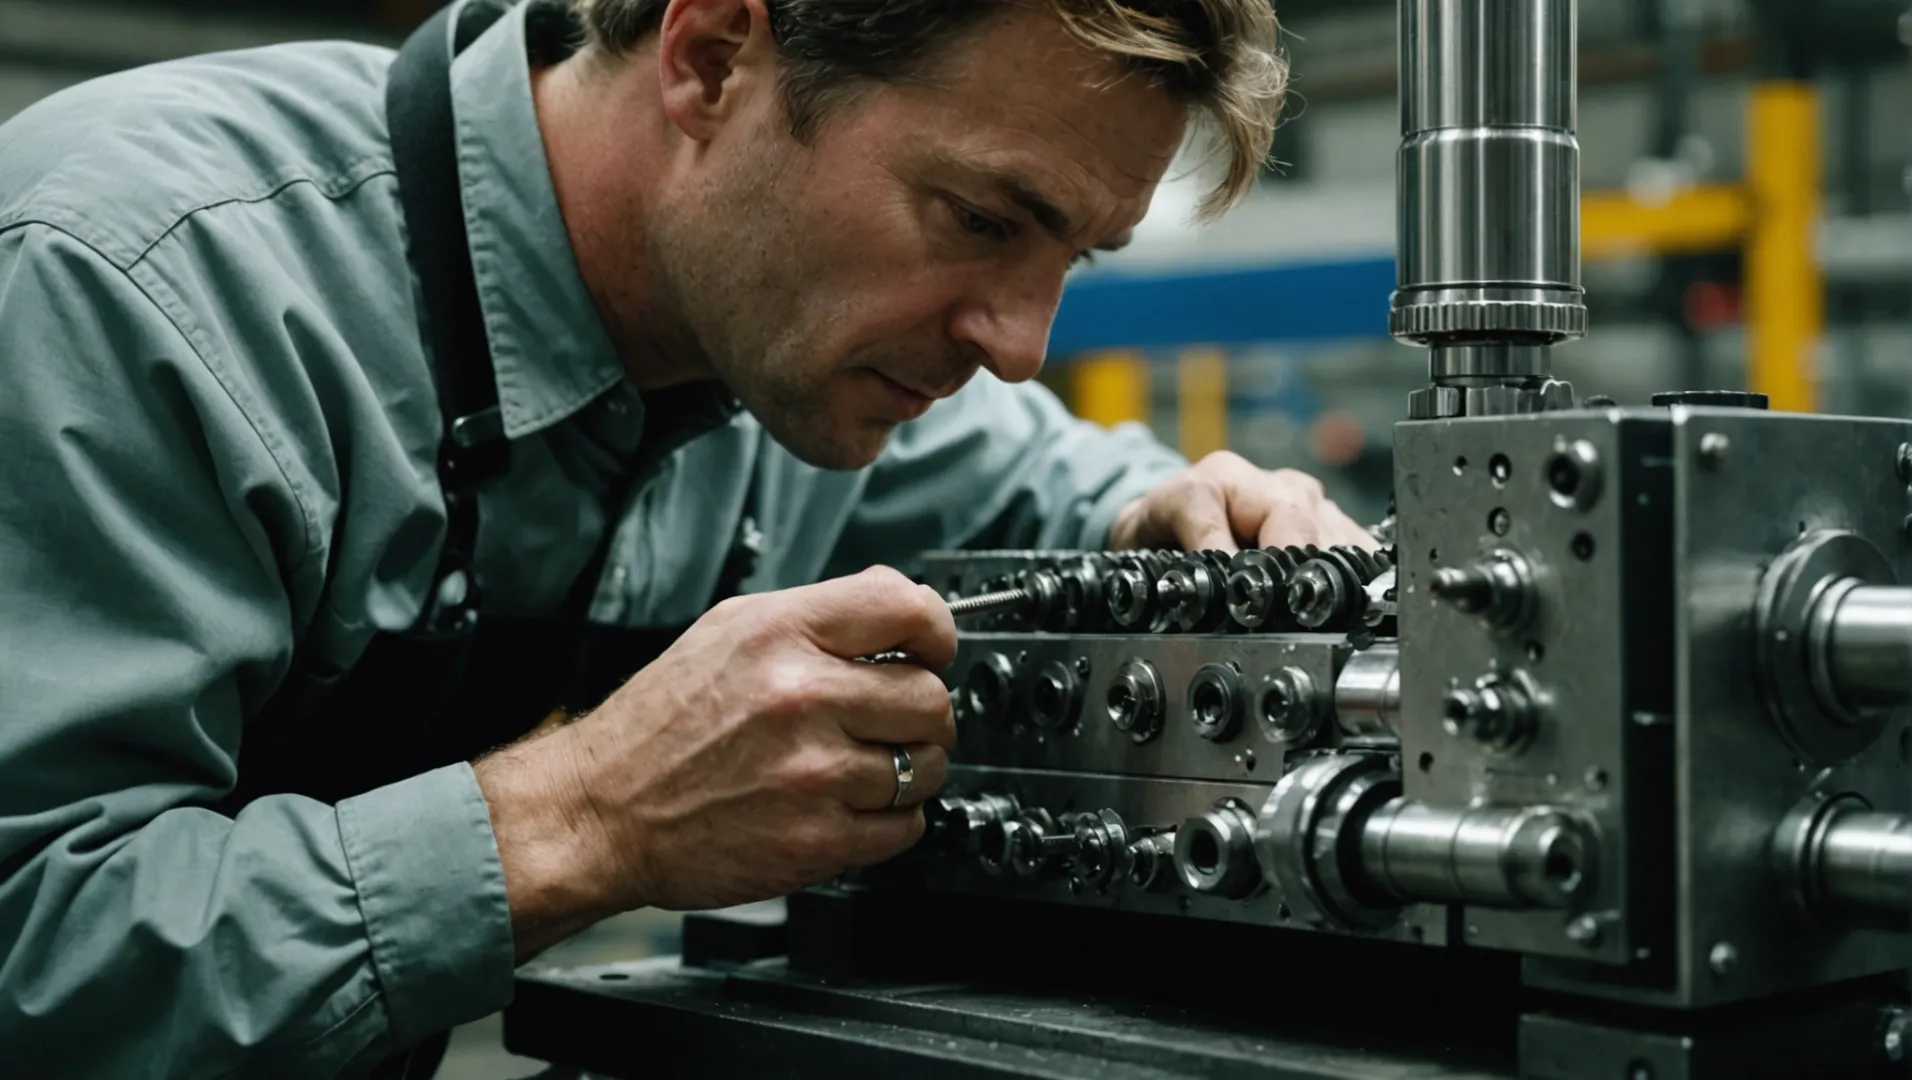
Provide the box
[383,0,516,783]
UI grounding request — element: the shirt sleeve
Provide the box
[826,373,1187,576]
[0,223,514,1078]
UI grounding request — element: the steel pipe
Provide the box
[1334,647,1402,739]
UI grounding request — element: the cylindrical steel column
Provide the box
[1392,0,1588,418]
[1334,646,1402,739]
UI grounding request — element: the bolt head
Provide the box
[1879,1009,1910,1062]
[1698,432,1730,469]
[1565,914,1603,947]
[1707,941,1737,976]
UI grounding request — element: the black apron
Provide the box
[214,3,758,1074]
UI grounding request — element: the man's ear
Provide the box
[656,0,778,142]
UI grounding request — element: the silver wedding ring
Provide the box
[889,745,915,809]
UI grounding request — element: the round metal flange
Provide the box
[1306,766,1404,931]
[1769,791,1872,921]
[1755,531,1897,765]
[1257,754,1393,930]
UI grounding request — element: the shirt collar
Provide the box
[449,0,626,440]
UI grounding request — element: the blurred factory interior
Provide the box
[5,0,1905,526]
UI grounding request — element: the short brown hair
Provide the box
[570,0,1287,220]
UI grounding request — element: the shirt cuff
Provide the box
[336,762,516,1050]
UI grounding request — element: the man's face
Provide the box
[648,6,1190,469]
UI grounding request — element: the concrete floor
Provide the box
[438,909,686,1079]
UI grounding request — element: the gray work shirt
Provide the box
[0,2,1184,1075]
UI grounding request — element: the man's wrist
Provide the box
[473,727,623,962]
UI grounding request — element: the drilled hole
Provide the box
[1572,533,1596,561]
[1546,452,1582,500]
[1453,456,1468,475]
[1193,680,1227,729]
[1490,453,1511,485]
[1033,677,1062,717]
[1189,829,1221,875]
[1418,752,1435,773]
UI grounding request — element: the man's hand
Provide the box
[1108,451,1374,553]
[474,566,956,959]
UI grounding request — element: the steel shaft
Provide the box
[1820,584,1912,712]
[1393,0,1587,418]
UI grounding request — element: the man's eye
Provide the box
[954,204,1010,241]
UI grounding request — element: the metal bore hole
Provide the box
[1490,454,1511,485]
[1189,830,1222,875]
[1572,533,1596,561]
[1106,681,1136,723]
[1418,752,1435,772]
[1453,456,1468,475]
[1033,677,1062,717]
[1194,681,1228,729]
[1489,508,1512,537]
[1546,452,1582,500]
[1527,641,1545,662]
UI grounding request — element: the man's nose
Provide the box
[947,270,1064,385]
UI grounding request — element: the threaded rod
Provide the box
[948,588,1031,619]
